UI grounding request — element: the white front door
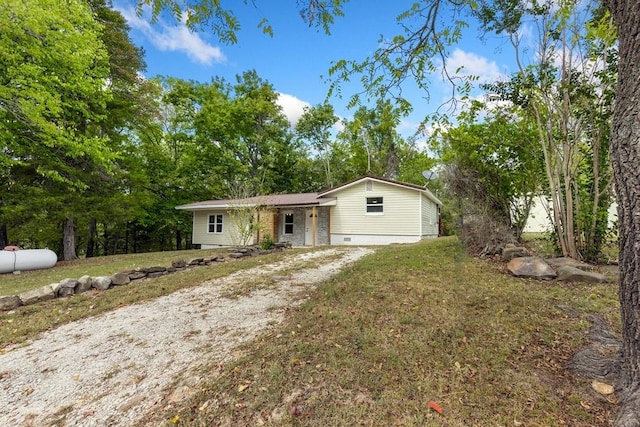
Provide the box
[304,209,315,246]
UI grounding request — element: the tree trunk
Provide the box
[131,222,138,254]
[0,224,8,248]
[102,223,109,255]
[604,1,640,425]
[63,216,78,261]
[176,227,182,251]
[86,219,97,258]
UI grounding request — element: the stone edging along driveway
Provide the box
[0,247,374,427]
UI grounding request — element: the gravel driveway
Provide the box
[0,247,373,426]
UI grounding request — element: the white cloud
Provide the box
[276,93,311,127]
[117,6,225,66]
[445,48,507,84]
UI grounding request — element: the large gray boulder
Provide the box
[171,259,187,268]
[128,271,147,280]
[92,276,112,290]
[75,275,93,293]
[507,256,557,280]
[557,266,606,283]
[110,272,131,286]
[19,285,55,305]
[0,295,22,311]
[228,252,245,259]
[58,278,79,297]
[49,282,62,295]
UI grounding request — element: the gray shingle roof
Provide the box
[176,193,336,210]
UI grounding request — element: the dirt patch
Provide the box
[0,247,374,426]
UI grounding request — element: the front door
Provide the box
[304,208,316,246]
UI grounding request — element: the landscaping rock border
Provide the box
[502,245,609,283]
[0,244,292,312]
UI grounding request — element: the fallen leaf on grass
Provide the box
[580,400,592,409]
[428,401,444,416]
[237,384,249,392]
[290,405,301,417]
[591,380,614,395]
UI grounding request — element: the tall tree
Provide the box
[295,103,340,187]
[601,2,640,425]
[83,0,149,257]
[195,71,302,195]
[338,99,406,180]
[131,77,204,252]
[1,0,113,259]
[478,0,616,261]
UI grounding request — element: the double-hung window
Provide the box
[366,197,383,214]
[284,213,294,234]
[208,214,223,233]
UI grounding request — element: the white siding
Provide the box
[421,194,439,237]
[329,180,421,236]
[192,210,254,246]
[523,196,618,233]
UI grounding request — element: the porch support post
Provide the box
[327,207,331,245]
[312,205,317,246]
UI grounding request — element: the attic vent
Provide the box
[343,237,352,242]
[365,181,373,191]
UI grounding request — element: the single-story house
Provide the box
[175,175,442,247]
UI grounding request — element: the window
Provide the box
[284,213,294,234]
[208,214,223,233]
[366,197,383,213]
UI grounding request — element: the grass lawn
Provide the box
[155,237,620,426]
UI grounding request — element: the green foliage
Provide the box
[336,99,430,182]
[260,233,275,250]
[192,70,305,195]
[478,0,616,261]
[295,103,340,187]
[0,0,117,257]
[0,0,113,188]
[326,1,475,112]
[435,102,544,239]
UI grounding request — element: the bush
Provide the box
[459,213,516,256]
[260,233,274,250]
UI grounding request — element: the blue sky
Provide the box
[115,1,515,137]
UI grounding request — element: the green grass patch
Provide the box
[158,238,619,426]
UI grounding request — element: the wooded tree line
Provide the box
[0,0,435,259]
